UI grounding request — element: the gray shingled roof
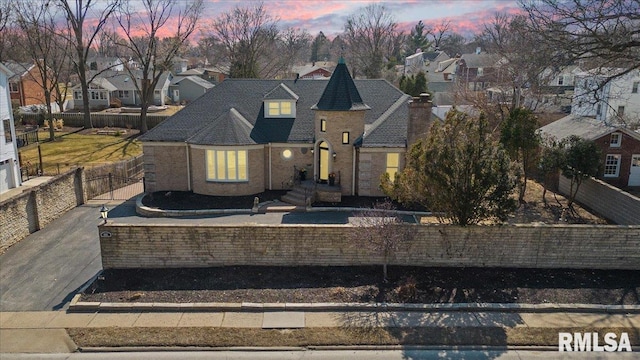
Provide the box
[264,83,299,100]
[538,115,616,141]
[312,61,370,111]
[141,77,408,147]
[460,53,500,68]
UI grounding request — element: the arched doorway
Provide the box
[318,141,330,182]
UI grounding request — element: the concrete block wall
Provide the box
[559,175,640,225]
[99,223,640,270]
[0,168,84,253]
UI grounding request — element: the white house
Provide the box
[572,68,640,125]
[0,63,21,195]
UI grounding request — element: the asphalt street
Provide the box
[0,350,637,359]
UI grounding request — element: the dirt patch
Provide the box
[67,326,639,348]
[82,266,640,305]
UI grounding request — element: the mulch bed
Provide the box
[82,266,640,305]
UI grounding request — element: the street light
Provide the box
[100,205,109,224]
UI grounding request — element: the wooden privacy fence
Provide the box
[17,112,169,130]
[84,155,144,200]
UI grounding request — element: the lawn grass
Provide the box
[67,326,638,348]
[19,131,141,175]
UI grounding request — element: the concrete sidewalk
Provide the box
[2,310,639,353]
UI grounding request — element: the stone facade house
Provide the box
[140,60,433,201]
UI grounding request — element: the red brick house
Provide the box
[540,115,640,188]
[3,61,49,107]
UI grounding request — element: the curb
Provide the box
[68,299,640,314]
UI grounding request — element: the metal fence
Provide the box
[84,155,145,200]
[17,112,169,130]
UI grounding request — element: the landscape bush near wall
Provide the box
[99,224,640,270]
[559,176,640,225]
[0,169,84,253]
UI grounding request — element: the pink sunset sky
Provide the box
[200,0,522,38]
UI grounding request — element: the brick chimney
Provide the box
[407,93,433,147]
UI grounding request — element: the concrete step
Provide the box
[281,193,307,206]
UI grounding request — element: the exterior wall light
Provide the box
[100,205,109,224]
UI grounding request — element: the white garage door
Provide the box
[0,161,12,194]
[629,155,640,186]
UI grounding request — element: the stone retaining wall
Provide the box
[99,223,640,270]
[0,169,84,253]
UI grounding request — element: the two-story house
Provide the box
[139,59,434,201]
[572,68,640,125]
[455,51,501,92]
[2,61,49,108]
[0,63,22,194]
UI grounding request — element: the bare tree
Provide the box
[429,19,452,50]
[520,0,640,89]
[95,28,124,57]
[116,0,203,134]
[58,0,121,129]
[12,0,73,141]
[0,0,11,62]
[349,201,412,282]
[482,13,554,111]
[343,3,398,78]
[207,2,279,78]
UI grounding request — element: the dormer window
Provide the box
[263,83,298,118]
[266,100,294,117]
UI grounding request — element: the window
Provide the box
[604,154,621,177]
[557,76,564,85]
[74,91,82,100]
[266,101,294,117]
[118,90,129,98]
[3,119,12,143]
[320,119,326,132]
[596,104,602,116]
[617,106,625,117]
[342,132,349,144]
[610,132,621,147]
[386,153,400,182]
[477,67,484,76]
[206,149,248,182]
[632,81,639,94]
[9,82,18,92]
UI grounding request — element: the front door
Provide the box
[629,154,640,186]
[318,141,329,181]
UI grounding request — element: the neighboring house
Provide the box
[2,60,48,107]
[176,65,229,84]
[404,50,449,78]
[172,57,189,74]
[455,52,501,91]
[70,70,172,110]
[0,63,21,194]
[292,63,333,79]
[539,115,640,188]
[87,56,125,72]
[531,65,583,111]
[169,76,214,104]
[140,59,433,199]
[572,68,640,125]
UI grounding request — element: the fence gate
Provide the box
[86,173,144,200]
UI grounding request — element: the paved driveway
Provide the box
[0,201,119,311]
